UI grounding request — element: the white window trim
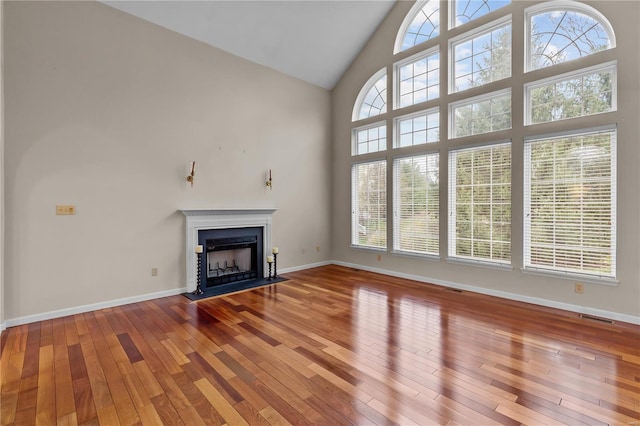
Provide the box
[523,125,617,281]
[393,151,440,256]
[524,0,617,73]
[352,68,387,122]
[351,159,388,250]
[448,14,512,95]
[393,0,438,55]
[393,46,440,111]
[448,141,512,266]
[352,121,387,156]
[524,61,617,125]
[393,107,440,148]
[449,0,511,30]
[449,88,512,139]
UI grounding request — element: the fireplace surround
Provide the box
[180,209,276,293]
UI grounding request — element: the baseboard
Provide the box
[331,260,640,325]
[3,287,187,328]
[279,260,333,274]
[4,260,638,327]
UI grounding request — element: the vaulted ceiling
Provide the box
[101,1,396,90]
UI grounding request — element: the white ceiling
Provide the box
[101,0,396,90]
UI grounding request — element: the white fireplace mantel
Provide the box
[180,209,277,292]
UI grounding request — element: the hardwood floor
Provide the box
[2,265,639,425]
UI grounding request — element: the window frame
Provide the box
[352,68,388,122]
[447,141,513,267]
[394,46,440,110]
[449,0,511,30]
[524,1,616,73]
[393,152,440,257]
[394,0,440,54]
[523,126,617,282]
[448,14,512,94]
[351,160,388,250]
[352,121,388,156]
[449,88,512,139]
[524,61,617,125]
[394,107,440,149]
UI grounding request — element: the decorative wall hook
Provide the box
[266,169,273,190]
[187,161,196,187]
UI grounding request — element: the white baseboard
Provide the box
[280,260,333,274]
[3,287,187,328]
[331,260,640,326]
[3,260,638,328]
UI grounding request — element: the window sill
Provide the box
[446,257,514,271]
[520,267,619,286]
[391,250,440,261]
[350,245,387,253]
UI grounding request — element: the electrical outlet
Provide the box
[377,254,382,261]
[56,205,76,215]
[575,283,584,294]
[316,245,320,252]
[151,268,158,277]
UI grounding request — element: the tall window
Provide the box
[349,0,617,282]
[352,161,387,249]
[524,128,616,279]
[449,143,511,264]
[394,154,440,255]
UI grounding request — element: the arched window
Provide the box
[451,0,510,29]
[394,0,440,54]
[352,69,387,121]
[350,0,618,281]
[526,1,616,71]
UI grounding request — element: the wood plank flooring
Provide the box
[2,264,639,425]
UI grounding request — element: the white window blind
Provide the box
[524,128,616,278]
[394,154,439,255]
[352,161,387,249]
[449,142,511,264]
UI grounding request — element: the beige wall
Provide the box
[331,1,640,320]
[4,1,331,321]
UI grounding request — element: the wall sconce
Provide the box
[266,169,273,190]
[187,161,196,187]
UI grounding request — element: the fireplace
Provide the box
[181,209,276,293]
[198,227,263,288]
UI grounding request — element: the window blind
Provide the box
[524,128,616,278]
[352,161,387,249]
[394,154,439,255]
[448,142,511,264]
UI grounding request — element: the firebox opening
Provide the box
[198,227,264,288]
